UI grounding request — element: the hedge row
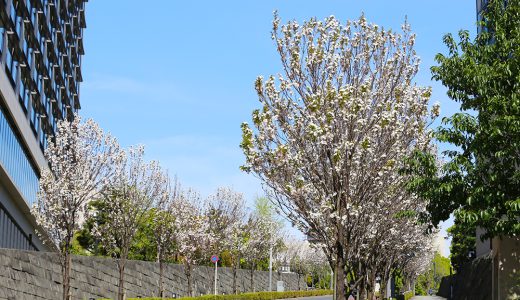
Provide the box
[128,289,333,300]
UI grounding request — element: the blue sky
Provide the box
[80,1,476,255]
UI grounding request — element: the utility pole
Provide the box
[330,267,334,290]
[333,268,337,300]
[269,244,273,292]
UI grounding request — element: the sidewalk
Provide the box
[410,296,447,300]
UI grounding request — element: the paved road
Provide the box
[283,295,446,300]
[284,296,446,300]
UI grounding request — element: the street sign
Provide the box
[211,255,220,295]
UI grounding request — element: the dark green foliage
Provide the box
[74,200,160,261]
[74,200,111,257]
[405,0,520,237]
[447,214,476,272]
[125,289,333,300]
[393,269,404,294]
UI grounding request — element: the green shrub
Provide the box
[127,289,333,300]
[403,291,413,300]
[392,290,414,300]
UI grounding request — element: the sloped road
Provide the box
[283,295,446,300]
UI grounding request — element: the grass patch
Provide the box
[127,289,333,300]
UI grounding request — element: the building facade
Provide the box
[476,0,489,32]
[474,1,520,299]
[0,0,86,251]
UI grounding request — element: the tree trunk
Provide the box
[159,258,165,298]
[118,259,127,300]
[61,251,72,300]
[250,264,255,292]
[298,273,301,290]
[232,255,238,294]
[360,282,367,300]
[366,269,375,300]
[157,244,165,298]
[185,262,193,297]
[380,279,387,300]
[335,252,347,300]
[381,272,391,299]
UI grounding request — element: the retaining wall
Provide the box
[437,254,492,300]
[0,248,306,300]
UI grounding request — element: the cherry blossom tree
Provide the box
[279,238,312,290]
[349,185,434,299]
[152,176,180,298]
[92,146,168,300]
[205,187,247,294]
[242,212,271,292]
[174,188,212,296]
[228,220,249,294]
[305,246,330,289]
[33,116,122,300]
[206,187,245,254]
[240,13,437,300]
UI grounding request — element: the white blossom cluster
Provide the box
[33,115,122,251]
[32,115,123,299]
[32,115,271,298]
[241,13,438,297]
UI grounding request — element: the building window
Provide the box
[0,105,40,206]
[0,202,38,250]
[0,28,4,57]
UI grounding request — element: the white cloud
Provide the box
[82,73,183,103]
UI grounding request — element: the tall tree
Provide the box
[33,116,122,300]
[152,176,180,298]
[406,0,520,237]
[92,146,168,300]
[174,188,212,296]
[279,239,312,290]
[206,187,246,256]
[205,187,247,294]
[74,200,158,261]
[243,212,271,292]
[447,215,476,272]
[228,219,248,294]
[240,14,435,300]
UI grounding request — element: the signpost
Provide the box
[268,245,273,291]
[211,255,219,295]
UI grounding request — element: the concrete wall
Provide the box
[475,227,491,258]
[492,236,520,300]
[0,249,307,300]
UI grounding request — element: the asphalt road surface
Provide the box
[282,296,446,300]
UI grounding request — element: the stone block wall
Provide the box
[0,248,306,300]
